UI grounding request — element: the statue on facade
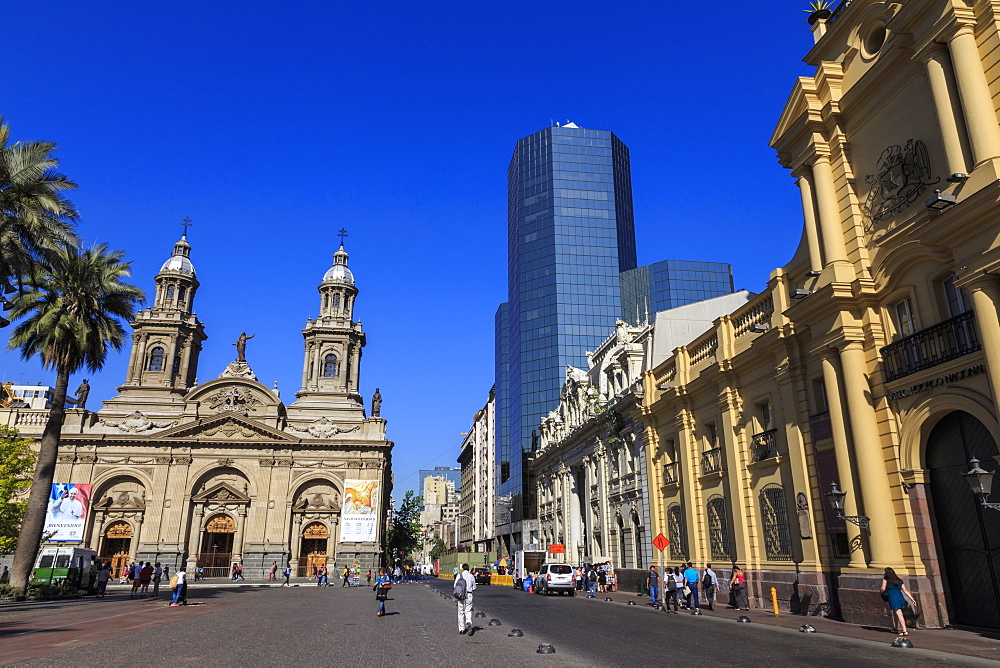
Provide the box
[233,332,255,361]
[66,379,90,411]
[371,388,382,417]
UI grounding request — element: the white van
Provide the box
[534,563,576,595]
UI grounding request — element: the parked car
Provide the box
[473,567,491,585]
[534,563,576,595]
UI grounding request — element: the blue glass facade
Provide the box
[620,260,735,324]
[496,125,637,532]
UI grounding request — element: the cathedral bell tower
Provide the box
[109,234,207,406]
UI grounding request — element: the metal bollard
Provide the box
[771,587,779,616]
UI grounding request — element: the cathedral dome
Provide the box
[322,246,354,285]
[160,236,196,276]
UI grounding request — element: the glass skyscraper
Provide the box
[495,123,636,550]
[620,260,735,325]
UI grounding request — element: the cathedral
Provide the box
[3,234,393,575]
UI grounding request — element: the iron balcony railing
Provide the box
[662,462,679,485]
[702,447,723,474]
[880,311,980,382]
[751,429,778,463]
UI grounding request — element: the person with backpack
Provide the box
[282,564,291,586]
[664,566,680,613]
[169,566,187,606]
[702,563,718,611]
[587,565,598,597]
[454,563,477,636]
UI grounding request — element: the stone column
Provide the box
[796,170,824,272]
[948,26,1000,165]
[820,352,867,569]
[922,45,970,175]
[187,507,204,572]
[568,468,582,558]
[234,507,248,562]
[133,335,149,384]
[966,275,1000,416]
[838,342,904,569]
[811,155,849,265]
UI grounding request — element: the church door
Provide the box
[100,521,133,578]
[199,515,236,577]
[927,411,1000,628]
[299,523,329,577]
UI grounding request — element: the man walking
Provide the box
[702,563,719,611]
[153,562,163,597]
[283,564,291,586]
[454,563,477,636]
[646,565,660,607]
[683,562,700,611]
[587,565,598,597]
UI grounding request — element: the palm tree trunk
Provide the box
[8,367,71,593]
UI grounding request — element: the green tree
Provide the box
[384,491,422,566]
[6,243,143,592]
[0,117,80,301]
[428,536,447,560]
[0,426,35,553]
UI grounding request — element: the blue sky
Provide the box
[2,1,818,497]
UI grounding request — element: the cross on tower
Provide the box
[338,228,348,247]
[181,217,193,237]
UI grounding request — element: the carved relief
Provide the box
[98,411,177,433]
[57,454,75,463]
[287,417,361,438]
[206,385,262,415]
[863,139,940,231]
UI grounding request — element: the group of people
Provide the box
[92,560,188,606]
[574,562,617,593]
[645,563,741,612]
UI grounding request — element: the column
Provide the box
[967,276,1000,417]
[839,342,904,568]
[234,507,248,562]
[187,507,204,571]
[796,171,824,272]
[948,26,1000,165]
[922,45,970,175]
[820,352,867,569]
[568,469,582,557]
[811,156,849,264]
[133,335,149,384]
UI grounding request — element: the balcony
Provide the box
[880,311,981,382]
[662,463,679,485]
[750,429,778,463]
[701,447,723,474]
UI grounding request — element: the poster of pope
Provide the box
[44,483,91,541]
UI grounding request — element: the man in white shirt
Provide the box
[702,563,719,611]
[455,563,477,636]
[170,567,188,606]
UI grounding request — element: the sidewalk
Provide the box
[592,587,1000,662]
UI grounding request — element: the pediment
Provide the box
[192,481,251,504]
[153,413,299,443]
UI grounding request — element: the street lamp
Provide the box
[963,458,1000,511]
[825,481,871,532]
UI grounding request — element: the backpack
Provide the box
[667,576,677,591]
[703,572,713,588]
[453,573,468,600]
[588,569,597,582]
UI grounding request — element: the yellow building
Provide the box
[640,0,1000,628]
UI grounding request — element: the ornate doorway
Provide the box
[927,411,1000,628]
[100,521,133,577]
[199,514,236,577]
[299,523,329,577]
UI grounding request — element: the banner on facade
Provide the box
[44,483,91,542]
[340,479,380,542]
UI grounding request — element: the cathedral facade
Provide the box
[3,235,393,575]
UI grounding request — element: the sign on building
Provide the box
[44,483,91,542]
[340,479,380,542]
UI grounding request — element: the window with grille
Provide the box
[148,347,165,372]
[707,496,730,561]
[759,484,792,561]
[667,503,686,560]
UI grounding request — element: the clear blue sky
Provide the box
[2,1,817,497]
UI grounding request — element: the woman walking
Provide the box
[730,566,750,610]
[374,568,391,617]
[880,567,918,636]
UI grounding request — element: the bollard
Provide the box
[627,600,637,606]
[489,619,502,626]
[771,587,779,616]
[799,624,816,633]
[475,611,487,618]
[537,643,556,654]
[508,628,524,637]
[891,637,914,649]
[737,615,751,623]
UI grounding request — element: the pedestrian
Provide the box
[730,565,750,610]
[95,561,111,598]
[269,561,277,581]
[342,565,350,587]
[367,568,372,586]
[236,562,245,581]
[880,567,918,636]
[664,567,679,613]
[153,562,163,597]
[598,567,607,592]
[374,567,391,616]
[317,565,327,586]
[0,565,8,584]
[283,563,291,586]
[646,565,659,607]
[130,562,142,597]
[587,565,598,597]
[139,561,153,596]
[683,562,700,610]
[454,563,477,636]
[170,567,187,606]
[232,563,239,582]
[702,563,718,611]
[162,564,170,586]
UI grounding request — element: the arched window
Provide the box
[165,285,175,300]
[172,355,181,374]
[333,293,341,308]
[148,347,165,372]
[667,503,686,561]
[323,293,328,309]
[759,484,792,561]
[707,495,731,561]
[323,354,338,377]
[178,286,186,301]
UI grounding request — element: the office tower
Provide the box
[620,260,735,325]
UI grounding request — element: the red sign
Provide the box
[652,533,670,552]
[549,544,565,554]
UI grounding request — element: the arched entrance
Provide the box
[299,523,329,577]
[927,411,1000,628]
[199,514,236,577]
[100,521,133,577]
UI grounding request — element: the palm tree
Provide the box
[6,243,144,592]
[0,116,80,309]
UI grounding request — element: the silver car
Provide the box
[535,563,576,595]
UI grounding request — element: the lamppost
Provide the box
[963,457,1000,510]
[825,481,871,532]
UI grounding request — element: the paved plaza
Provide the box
[1,578,997,666]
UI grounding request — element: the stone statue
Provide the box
[371,388,382,417]
[67,379,90,411]
[233,332,255,362]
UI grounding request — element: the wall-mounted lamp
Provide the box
[962,457,1000,511]
[925,189,957,210]
[656,385,673,391]
[826,481,871,531]
[790,289,812,299]
[947,173,970,183]
[749,323,769,333]
[805,270,821,278]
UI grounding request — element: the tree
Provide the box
[428,536,447,561]
[0,117,80,306]
[6,243,144,592]
[384,491,422,566]
[0,426,35,554]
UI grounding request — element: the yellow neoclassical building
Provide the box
[640,0,1000,628]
